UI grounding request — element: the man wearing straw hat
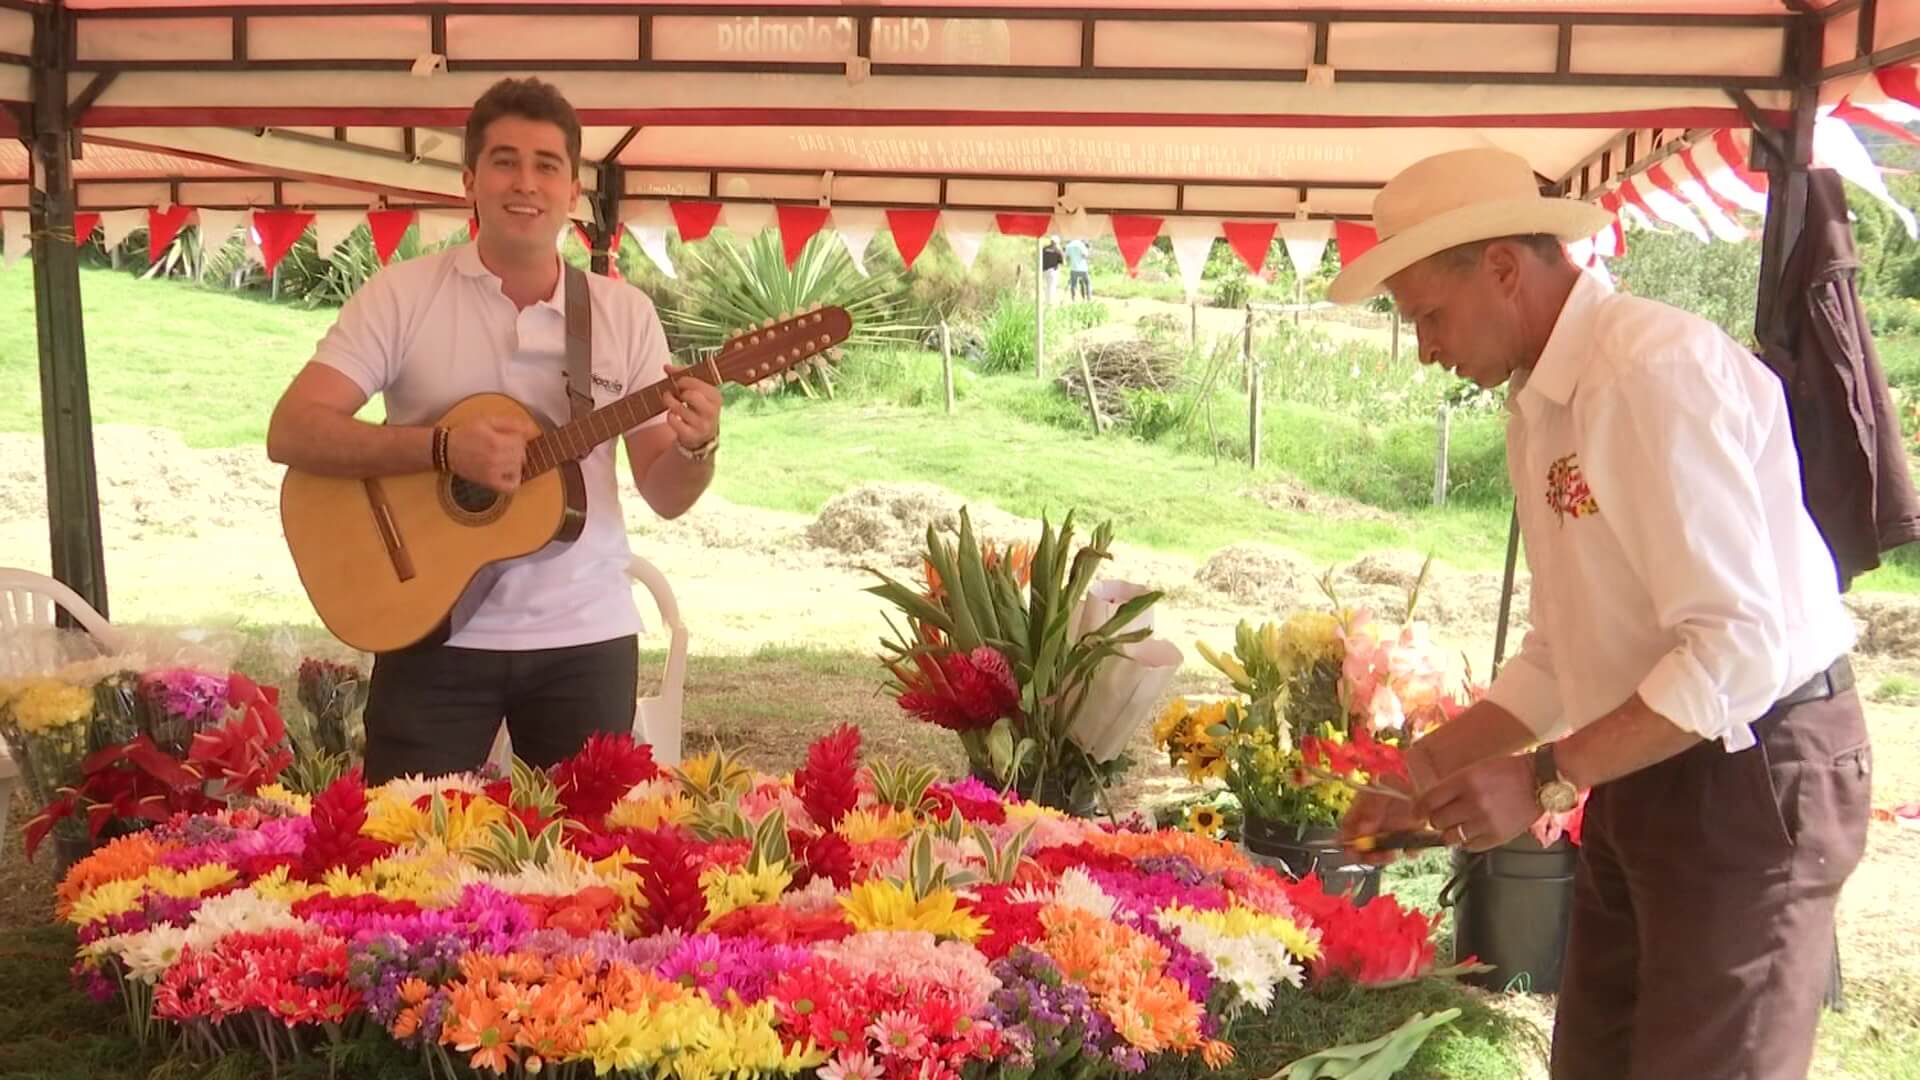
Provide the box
[1332,148,1868,1080]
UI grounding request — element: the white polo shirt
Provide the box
[1484,272,1856,752]
[310,243,670,651]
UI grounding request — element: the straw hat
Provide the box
[1327,148,1615,305]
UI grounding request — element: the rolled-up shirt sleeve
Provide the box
[1576,350,1791,751]
[1485,619,1566,741]
[311,271,400,397]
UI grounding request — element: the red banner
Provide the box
[995,213,1052,238]
[1221,221,1278,275]
[147,206,194,260]
[886,208,941,270]
[1110,214,1163,276]
[253,210,315,274]
[1333,221,1379,268]
[669,201,724,243]
[73,213,101,247]
[776,205,832,268]
[366,209,415,265]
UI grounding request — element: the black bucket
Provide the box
[1445,833,1576,993]
[1241,815,1382,905]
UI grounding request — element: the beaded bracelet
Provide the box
[431,427,451,473]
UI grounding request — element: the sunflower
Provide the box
[1187,807,1224,836]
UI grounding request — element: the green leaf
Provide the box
[987,717,1015,779]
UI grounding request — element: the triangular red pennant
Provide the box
[573,222,593,252]
[467,215,480,241]
[1836,99,1920,148]
[1220,221,1278,275]
[886,208,941,270]
[1711,129,1769,193]
[776,205,831,268]
[147,206,193,260]
[72,213,101,247]
[1333,221,1379,268]
[1877,64,1920,109]
[670,201,723,242]
[1595,192,1628,259]
[1109,215,1163,277]
[253,210,314,274]
[366,209,414,265]
[995,212,1051,238]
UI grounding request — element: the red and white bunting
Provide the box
[253,209,315,275]
[885,208,941,270]
[668,201,724,243]
[942,211,995,270]
[147,205,195,259]
[1165,217,1220,300]
[775,204,832,268]
[366,209,416,265]
[1110,214,1164,276]
[1333,221,1379,268]
[832,207,884,275]
[1221,220,1278,276]
[1279,221,1332,280]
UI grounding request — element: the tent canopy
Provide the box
[5,0,1917,225]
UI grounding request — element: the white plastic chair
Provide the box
[488,552,689,772]
[0,568,131,844]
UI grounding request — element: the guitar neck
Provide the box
[521,359,722,479]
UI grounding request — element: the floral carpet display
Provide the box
[31,709,1475,1079]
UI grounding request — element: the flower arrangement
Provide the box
[866,509,1179,816]
[0,663,294,861]
[57,727,1470,1079]
[1155,566,1476,836]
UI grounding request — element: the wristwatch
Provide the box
[1531,743,1579,815]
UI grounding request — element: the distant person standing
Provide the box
[1041,237,1064,304]
[1065,237,1091,301]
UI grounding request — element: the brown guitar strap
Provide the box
[563,264,593,422]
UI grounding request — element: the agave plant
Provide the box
[664,228,916,396]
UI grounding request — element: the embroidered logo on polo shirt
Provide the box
[1546,453,1601,523]
[592,373,625,395]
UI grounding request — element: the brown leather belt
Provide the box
[1771,656,1854,714]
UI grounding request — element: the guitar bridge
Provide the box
[362,478,417,582]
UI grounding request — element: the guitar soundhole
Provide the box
[449,477,500,514]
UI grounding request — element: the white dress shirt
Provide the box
[1483,272,1856,752]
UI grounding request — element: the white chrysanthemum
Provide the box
[454,850,610,896]
[377,773,486,804]
[116,926,193,984]
[1006,882,1057,906]
[779,874,843,915]
[186,891,298,944]
[1049,868,1118,921]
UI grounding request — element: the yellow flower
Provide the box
[1162,902,1321,962]
[251,865,324,905]
[838,881,985,941]
[361,793,430,845]
[320,866,375,897]
[364,853,463,905]
[145,864,237,900]
[681,1000,825,1077]
[1186,807,1223,836]
[698,863,792,926]
[835,807,914,844]
[67,879,145,926]
[253,784,312,815]
[8,682,94,734]
[1152,698,1190,748]
[1279,612,1343,665]
[606,792,693,832]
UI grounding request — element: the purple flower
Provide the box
[985,947,1123,1070]
[657,934,814,1004]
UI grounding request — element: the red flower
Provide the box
[298,770,394,880]
[794,724,862,829]
[963,889,1046,960]
[623,830,709,934]
[1280,874,1438,985]
[1302,729,1409,784]
[708,902,853,945]
[791,830,856,889]
[551,732,659,824]
[893,647,1020,733]
[923,782,1006,825]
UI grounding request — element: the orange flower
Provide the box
[1082,829,1253,879]
[442,985,518,1074]
[1037,906,1204,1054]
[54,834,171,918]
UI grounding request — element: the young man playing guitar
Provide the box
[266,78,724,783]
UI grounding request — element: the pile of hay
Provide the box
[805,483,1037,570]
[1054,337,1186,425]
[1194,543,1321,607]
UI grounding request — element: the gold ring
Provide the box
[1452,825,1468,847]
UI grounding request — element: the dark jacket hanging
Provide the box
[1758,167,1920,591]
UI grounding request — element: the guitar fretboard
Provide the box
[521,365,721,479]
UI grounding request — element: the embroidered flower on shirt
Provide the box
[1545,454,1601,523]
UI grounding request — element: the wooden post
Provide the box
[1035,238,1047,380]
[1248,356,1263,470]
[1078,347,1104,434]
[1189,300,1199,353]
[1240,304,1253,392]
[1391,310,1401,365]
[1432,403,1451,507]
[27,2,110,618]
[940,320,956,415]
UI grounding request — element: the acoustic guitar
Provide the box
[281,306,853,653]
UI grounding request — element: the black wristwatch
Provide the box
[1532,743,1579,814]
